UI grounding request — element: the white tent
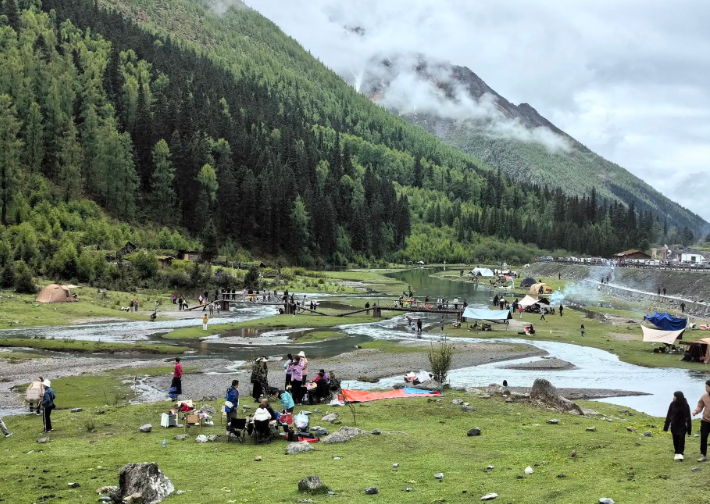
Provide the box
[517,295,541,308]
[462,307,512,322]
[641,325,685,345]
[470,267,495,277]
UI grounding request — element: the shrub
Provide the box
[14,261,37,294]
[1,261,15,288]
[428,337,454,386]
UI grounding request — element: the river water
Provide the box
[2,269,708,416]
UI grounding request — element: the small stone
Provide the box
[486,465,495,470]
[313,408,322,413]
[327,491,335,495]
[372,429,381,435]
[242,405,253,410]
[643,432,652,437]
[206,435,219,442]
[626,427,637,433]
[71,408,83,413]
[298,500,314,503]
[139,424,152,433]
[363,486,379,495]
[452,399,464,405]
[393,463,399,469]
[333,457,341,460]
[321,413,339,423]
[37,437,49,444]
[176,490,185,495]
[200,405,217,415]
[587,426,596,432]
[524,466,534,474]
[571,450,577,458]
[68,482,80,488]
[195,435,208,443]
[481,493,498,501]
[462,405,477,413]
[302,410,313,416]
[692,467,702,472]
[505,398,513,403]
[547,419,559,425]
[434,473,444,479]
[405,488,413,492]
[174,434,188,441]
[694,434,700,438]
[468,428,482,437]
[557,474,566,478]
[254,456,262,462]
[599,499,615,504]
[98,498,112,503]
[480,394,491,399]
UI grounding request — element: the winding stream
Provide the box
[2,269,709,416]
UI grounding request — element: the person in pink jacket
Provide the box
[288,356,305,404]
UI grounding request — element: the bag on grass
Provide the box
[293,412,309,430]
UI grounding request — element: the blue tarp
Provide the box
[644,312,687,331]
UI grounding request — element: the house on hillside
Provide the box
[680,251,709,264]
[120,242,138,256]
[176,250,201,262]
[156,255,174,269]
[615,249,651,260]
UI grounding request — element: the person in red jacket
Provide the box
[171,358,183,397]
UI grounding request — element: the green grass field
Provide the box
[1,367,706,504]
[0,338,188,355]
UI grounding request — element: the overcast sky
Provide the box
[245,0,710,222]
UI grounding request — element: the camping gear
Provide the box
[528,283,553,295]
[680,338,710,364]
[644,312,688,331]
[227,418,247,443]
[470,267,495,277]
[168,387,179,401]
[35,284,77,303]
[520,277,537,288]
[161,412,178,428]
[341,387,443,403]
[293,412,309,430]
[462,307,512,323]
[518,295,541,308]
[641,325,685,345]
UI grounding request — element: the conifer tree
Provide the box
[150,139,176,224]
[0,95,22,225]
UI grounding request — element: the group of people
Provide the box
[0,377,56,438]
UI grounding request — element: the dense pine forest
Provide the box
[0,0,702,290]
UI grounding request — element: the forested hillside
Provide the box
[0,0,700,288]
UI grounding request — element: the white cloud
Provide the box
[246,0,710,221]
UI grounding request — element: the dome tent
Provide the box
[35,284,77,303]
[520,277,537,288]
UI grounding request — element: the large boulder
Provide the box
[529,379,584,415]
[298,475,327,493]
[322,426,365,444]
[117,463,174,504]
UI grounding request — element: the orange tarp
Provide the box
[341,388,442,403]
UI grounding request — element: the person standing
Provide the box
[251,358,268,402]
[416,318,422,333]
[134,299,139,312]
[0,415,11,437]
[298,351,309,384]
[440,315,445,332]
[284,353,293,389]
[559,305,564,317]
[278,389,295,413]
[663,287,667,296]
[681,302,686,314]
[41,379,55,433]
[129,299,134,312]
[172,358,183,398]
[540,308,547,322]
[664,391,692,461]
[178,297,183,311]
[288,356,305,404]
[580,324,585,337]
[693,379,710,462]
[202,313,209,331]
[225,379,240,434]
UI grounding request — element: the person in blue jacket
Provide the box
[41,379,55,433]
[278,389,295,413]
[225,380,240,434]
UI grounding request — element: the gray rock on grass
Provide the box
[321,413,339,423]
[599,499,615,504]
[467,428,481,437]
[287,442,315,455]
[298,475,326,493]
[195,435,208,443]
[322,426,365,444]
[139,424,152,433]
[117,462,174,504]
[481,493,498,501]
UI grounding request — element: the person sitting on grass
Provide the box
[328,371,341,396]
[312,370,330,403]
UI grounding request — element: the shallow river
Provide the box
[2,269,709,416]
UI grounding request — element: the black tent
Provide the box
[520,277,537,288]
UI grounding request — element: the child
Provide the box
[664,391,692,461]
[580,324,585,337]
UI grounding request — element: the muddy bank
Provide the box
[502,358,575,371]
